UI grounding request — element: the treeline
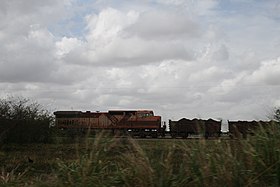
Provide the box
[0,97,53,143]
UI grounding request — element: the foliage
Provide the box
[0,96,54,144]
[0,96,52,121]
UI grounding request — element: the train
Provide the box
[54,110,277,138]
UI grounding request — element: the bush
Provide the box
[0,96,53,143]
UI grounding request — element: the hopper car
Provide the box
[169,118,221,138]
[228,120,275,138]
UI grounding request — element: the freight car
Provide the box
[53,110,165,138]
[169,118,221,138]
[228,120,275,138]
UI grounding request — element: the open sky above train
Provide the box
[1,0,280,121]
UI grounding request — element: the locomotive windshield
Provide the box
[137,111,154,118]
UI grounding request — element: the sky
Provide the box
[1,0,280,121]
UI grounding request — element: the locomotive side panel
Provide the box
[96,114,112,128]
[109,110,161,130]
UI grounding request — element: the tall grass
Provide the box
[54,132,158,186]
[1,122,280,186]
[0,165,28,185]
[53,123,280,187]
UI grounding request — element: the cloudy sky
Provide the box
[1,0,280,121]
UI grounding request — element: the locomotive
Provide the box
[54,110,165,138]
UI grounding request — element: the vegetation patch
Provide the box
[0,125,280,186]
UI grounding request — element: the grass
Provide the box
[1,123,280,186]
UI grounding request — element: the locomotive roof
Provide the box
[53,111,82,115]
[53,110,154,116]
[108,109,153,112]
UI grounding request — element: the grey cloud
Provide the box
[125,10,200,40]
[0,1,69,34]
[211,44,229,61]
[0,27,56,83]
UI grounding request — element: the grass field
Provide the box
[1,126,280,186]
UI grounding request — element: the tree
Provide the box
[0,96,53,121]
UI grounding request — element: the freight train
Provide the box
[54,110,276,138]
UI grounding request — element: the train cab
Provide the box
[136,110,154,118]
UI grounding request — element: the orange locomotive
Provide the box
[54,110,165,138]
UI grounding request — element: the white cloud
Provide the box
[56,37,84,57]
[85,8,139,44]
[246,57,280,85]
[64,7,196,66]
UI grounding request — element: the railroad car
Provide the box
[228,120,276,138]
[205,118,222,138]
[54,110,164,138]
[169,118,221,138]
